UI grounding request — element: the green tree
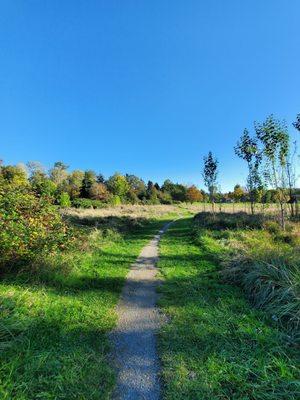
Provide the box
[31,174,57,198]
[81,170,97,198]
[157,190,172,204]
[203,151,218,214]
[146,181,159,204]
[234,129,261,214]
[161,179,173,194]
[107,173,129,200]
[255,115,290,228]
[161,180,187,202]
[27,161,56,198]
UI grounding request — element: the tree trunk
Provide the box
[250,201,254,215]
[212,201,215,216]
[279,202,285,230]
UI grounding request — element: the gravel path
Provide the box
[109,222,172,400]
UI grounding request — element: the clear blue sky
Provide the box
[1,1,299,191]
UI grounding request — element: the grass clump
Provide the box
[194,211,265,230]
[193,212,300,337]
[158,218,300,400]
[72,198,108,209]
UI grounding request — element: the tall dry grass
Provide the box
[193,212,300,338]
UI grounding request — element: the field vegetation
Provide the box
[0,185,179,399]
[158,216,300,399]
[156,114,300,399]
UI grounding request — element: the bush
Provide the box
[72,198,107,209]
[58,192,71,207]
[0,188,70,271]
[110,195,121,206]
[194,211,265,230]
[264,220,281,234]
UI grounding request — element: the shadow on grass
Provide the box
[0,293,115,399]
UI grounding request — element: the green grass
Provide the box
[0,216,172,400]
[158,218,300,400]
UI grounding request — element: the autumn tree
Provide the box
[186,185,203,203]
[67,170,84,199]
[125,174,146,199]
[203,151,218,214]
[89,182,111,202]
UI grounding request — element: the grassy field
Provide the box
[1,203,299,399]
[0,210,178,400]
[158,217,300,400]
[62,202,281,218]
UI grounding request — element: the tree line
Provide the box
[1,114,298,213]
[0,161,207,207]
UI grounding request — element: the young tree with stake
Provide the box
[255,115,289,229]
[203,151,218,215]
[234,129,261,215]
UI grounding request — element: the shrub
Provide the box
[0,188,69,271]
[264,220,281,234]
[110,195,121,206]
[58,192,71,207]
[72,198,107,209]
[194,211,265,230]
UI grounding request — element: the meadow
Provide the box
[158,214,300,399]
[1,4,299,397]
[0,202,179,399]
[0,182,299,399]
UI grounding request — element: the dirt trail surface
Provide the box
[110,222,173,400]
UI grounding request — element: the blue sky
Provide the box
[1,1,299,191]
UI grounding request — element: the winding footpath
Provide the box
[110,222,172,400]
